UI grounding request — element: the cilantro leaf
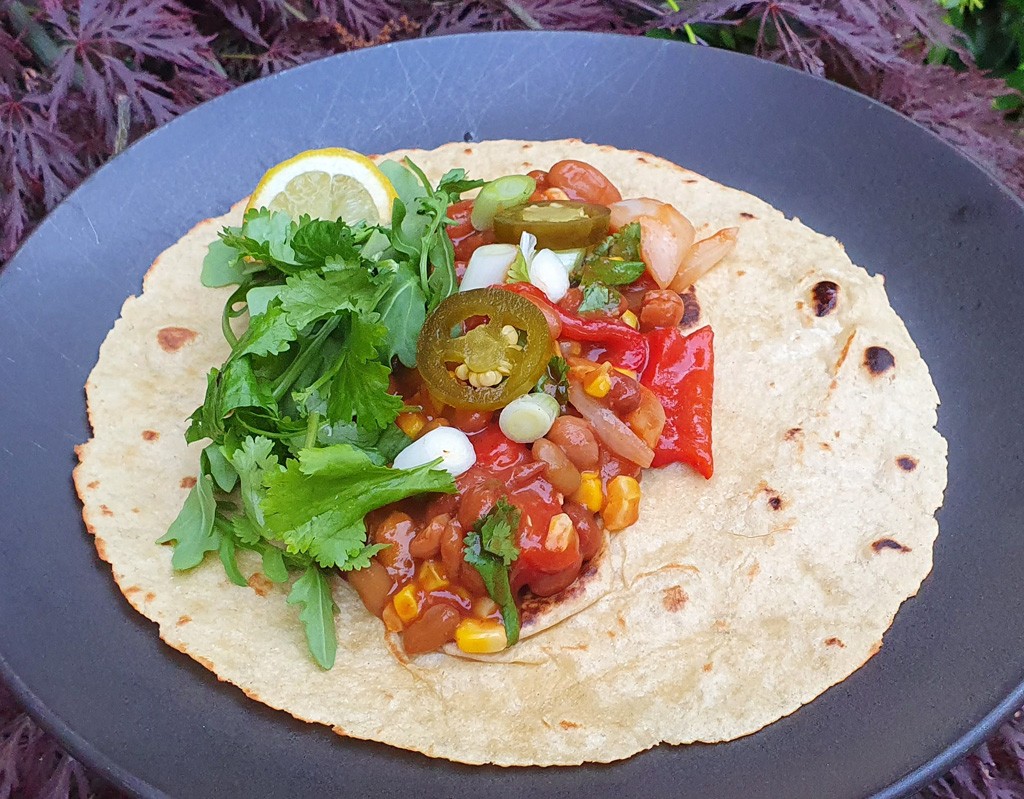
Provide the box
[374,259,426,367]
[278,266,389,331]
[588,222,642,263]
[261,444,456,569]
[325,314,404,432]
[577,283,623,314]
[286,565,338,670]
[579,258,646,287]
[290,217,361,265]
[462,499,522,645]
[220,357,277,415]
[245,285,283,318]
[228,435,279,531]
[235,303,297,357]
[219,209,300,273]
[475,497,521,566]
[535,356,570,408]
[463,531,521,646]
[315,421,411,465]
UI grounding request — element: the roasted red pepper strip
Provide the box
[641,325,714,477]
[501,282,649,373]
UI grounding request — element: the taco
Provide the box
[75,139,946,765]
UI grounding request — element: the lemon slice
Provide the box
[246,148,397,225]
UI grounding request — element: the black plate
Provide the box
[2,31,1023,799]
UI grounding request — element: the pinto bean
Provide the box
[564,500,604,561]
[532,438,582,495]
[547,415,600,470]
[402,604,461,654]
[639,289,686,330]
[347,560,392,618]
[606,372,642,415]
[440,517,466,583]
[371,511,418,584]
[457,479,505,530]
[409,514,448,559]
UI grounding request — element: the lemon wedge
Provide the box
[246,148,397,225]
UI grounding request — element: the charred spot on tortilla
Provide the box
[871,538,911,554]
[559,720,581,730]
[248,573,273,596]
[702,662,713,672]
[176,615,191,626]
[784,427,802,441]
[100,504,114,517]
[156,326,197,352]
[142,430,159,441]
[812,281,840,317]
[824,637,846,648]
[865,346,895,375]
[680,288,701,327]
[767,495,783,511]
[180,476,197,489]
[897,456,918,472]
[519,561,600,630]
[740,211,756,220]
[87,480,100,489]
[662,586,688,612]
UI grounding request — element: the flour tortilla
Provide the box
[74,139,946,765]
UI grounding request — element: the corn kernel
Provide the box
[583,364,612,399]
[604,475,641,531]
[545,513,577,552]
[392,584,422,624]
[455,618,508,654]
[620,309,639,329]
[613,366,638,380]
[472,596,499,618]
[572,471,604,512]
[395,411,427,440]
[417,559,449,592]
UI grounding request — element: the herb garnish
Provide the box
[160,160,476,668]
[463,498,522,646]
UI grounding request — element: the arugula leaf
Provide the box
[202,238,245,287]
[463,531,521,646]
[325,314,404,432]
[475,497,521,565]
[577,283,623,314]
[259,543,290,583]
[205,443,238,492]
[286,565,338,669]
[157,469,218,570]
[235,303,297,357]
[535,356,570,408]
[262,444,455,569]
[278,266,389,331]
[217,521,249,587]
[436,168,485,201]
[374,260,426,367]
[378,159,427,205]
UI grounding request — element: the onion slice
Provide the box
[568,379,654,468]
[671,227,739,293]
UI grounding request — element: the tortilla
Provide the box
[74,139,946,765]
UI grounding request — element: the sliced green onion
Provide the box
[552,249,585,272]
[471,175,536,231]
[498,393,560,443]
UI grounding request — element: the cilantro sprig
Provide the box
[160,160,476,669]
[463,498,522,646]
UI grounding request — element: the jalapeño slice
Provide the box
[418,289,552,411]
[492,201,611,250]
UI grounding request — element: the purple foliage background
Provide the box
[0,1,1022,797]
